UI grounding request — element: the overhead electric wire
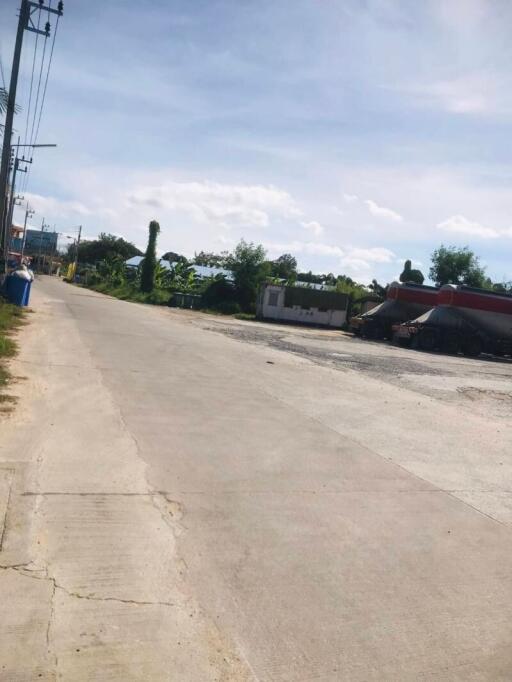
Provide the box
[23,2,61,195]
[33,8,60,149]
[22,5,43,151]
[27,21,49,154]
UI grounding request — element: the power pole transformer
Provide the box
[0,0,63,257]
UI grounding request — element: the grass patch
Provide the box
[0,299,26,404]
[84,282,172,306]
[234,312,256,321]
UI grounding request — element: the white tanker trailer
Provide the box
[395,284,512,356]
[356,282,438,340]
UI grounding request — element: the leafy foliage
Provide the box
[97,255,127,287]
[429,245,486,287]
[140,221,160,293]
[161,251,188,264]
[158,261,197,292]
[200,276,238,312]
[69,233,142,265]
[194,250,230,267]
[368,279,387,298]
[226,240,269,312]
[399,259,424,284]
[0,88,20,136]
[270,253,297,281]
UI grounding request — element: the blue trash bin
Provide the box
[5,275,31,306]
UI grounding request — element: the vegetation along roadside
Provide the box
[0,298,26,411]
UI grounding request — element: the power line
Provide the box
[33,8,60,148]
[23,2,61,194]
[27,15,48,152]
[22,4,42,149]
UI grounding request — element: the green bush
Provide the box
[212,300,241,315]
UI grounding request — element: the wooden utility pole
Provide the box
[0,1,30,256]
[0,0,63,257]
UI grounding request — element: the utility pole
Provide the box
[20,202,34,259]
[37,216,49,272]
[0,0,63,256]
[73,225,82,281]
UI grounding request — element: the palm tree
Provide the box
[0,87,20,136]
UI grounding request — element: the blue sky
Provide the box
[2,0,512,283]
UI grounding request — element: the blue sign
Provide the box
[24,230,58,254]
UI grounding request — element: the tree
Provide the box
[429,245,486,287]
[226,239,268,312]
[97,255,126,287]
[271,253,297,281]
[368,279,387,298]
[140,220,160,293]
[68,233,142,264]
[161,251,188,265]
[399,259,424,284]
[0,88,20,136]
[296,270,323,284]
[335,274,368,299]
[194,250,229,267]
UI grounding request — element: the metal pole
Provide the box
[37,217,46,272]
[20,203,33,259]
[0,0,30,256]
[73,225,82,281]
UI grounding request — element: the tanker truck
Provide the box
[354,282,438,340]
[394,284,512,357]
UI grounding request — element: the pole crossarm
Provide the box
[28,1,63,17]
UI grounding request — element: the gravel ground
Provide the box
[176,312,512,420]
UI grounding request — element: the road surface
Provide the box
[2,276,512,680]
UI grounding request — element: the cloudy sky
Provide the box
[1,0,512,283]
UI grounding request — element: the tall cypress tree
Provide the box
[140,220,160,292]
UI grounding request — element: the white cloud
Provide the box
[344,247,396,264]
[395,71,512,117]
[127,180,302,229]
[364,199,403,222]
[437,214,501,238]
[342,193,359,204]
[264,240,344,258]
[264,241,395,274]
[301,220,324,237]
[25,192,91,218]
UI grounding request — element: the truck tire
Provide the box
[442,331,460,355]
[463,335,482,357]
[363,320,384,340]
[418,327,438,352]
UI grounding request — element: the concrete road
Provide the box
[2,277,512,680]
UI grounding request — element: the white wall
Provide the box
[257,285,347,328]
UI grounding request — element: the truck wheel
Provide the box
[363,321,384,340]
[418,328,438,352]
[442,331,460,355]
[463,335,482,357]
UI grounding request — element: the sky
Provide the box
[1,0,512,284]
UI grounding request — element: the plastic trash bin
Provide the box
[5,275,31,306]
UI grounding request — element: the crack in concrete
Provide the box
[46,578,58,672]
[1,564,176,608]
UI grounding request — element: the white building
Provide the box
[257,283,349,328]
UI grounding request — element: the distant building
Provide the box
[257,283,349,328]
